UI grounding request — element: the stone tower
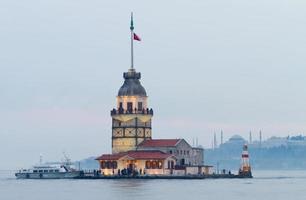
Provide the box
[110,68,153,153]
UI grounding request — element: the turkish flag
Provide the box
[133,33,141,41]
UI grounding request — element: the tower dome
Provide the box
[118,68,147,96]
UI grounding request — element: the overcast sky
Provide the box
[1,0,306,169]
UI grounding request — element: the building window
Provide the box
[119,102,123,109]
[127,102,133,112]
[169,150,172,154]
[152,161,157,169]
[138,102,143,111]
[158,161,163,169]
[184,150,186,155]
[112,161,118,169]
[145,160,163,169]
[101,161,106,169]
[146,161,151,169]
[171,161,174,169]
[101,161,117,169]
[187,151,189,155]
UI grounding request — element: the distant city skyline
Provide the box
[1,0,306,169]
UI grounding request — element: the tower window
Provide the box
[119,102,123,108]
[138,102,143,111]
[127,102,133,112]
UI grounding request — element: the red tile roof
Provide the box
[138,139,181,147]
[127,151,172,159]
[96,150,173,161]
[96,152,127,161]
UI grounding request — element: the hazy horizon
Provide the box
[1,0,306,169]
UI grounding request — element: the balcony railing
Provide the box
[111,108,153,115]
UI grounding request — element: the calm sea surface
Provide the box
[1,170,306,200]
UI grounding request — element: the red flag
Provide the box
[133,33,141,41]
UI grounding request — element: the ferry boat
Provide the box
[15,155,82,179]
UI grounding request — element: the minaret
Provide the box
[220,130,224,145]
[249,131,252,144]
[110,14,153,154]
[213,132,217,149]
[259,130,262,148]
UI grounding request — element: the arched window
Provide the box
[152,161,157,169]
[112,161,118,169]
[138,102,143,111]
[127,102,133,112]
[145,161,151,169]
[106,161,110,169]
[171,161,174,169]
[101,161,106,169]
[158,161,163,169]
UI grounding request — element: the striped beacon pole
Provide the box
[239,144,252,177]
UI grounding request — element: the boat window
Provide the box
[43,170,48,173]
[33,170,38,173]
[55,170,59,172]
[49,170,54,173]
[38,170,43,173]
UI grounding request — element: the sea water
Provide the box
[1,170,305,200]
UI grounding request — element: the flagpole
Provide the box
[130,12,134,69]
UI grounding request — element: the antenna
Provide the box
[62,151,71,164]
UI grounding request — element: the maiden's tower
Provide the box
[96,13,206,176]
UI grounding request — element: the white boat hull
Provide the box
[15,171,81,179]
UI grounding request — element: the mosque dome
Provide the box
[228,135,246,143]
[117,68,147,96]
